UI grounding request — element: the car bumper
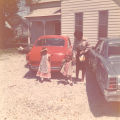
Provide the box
[28,64,61,71]
[104,90,120,102]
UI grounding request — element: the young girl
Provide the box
[60,55,73,85]
[36,47,51,82]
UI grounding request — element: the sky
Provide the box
[17,0,30,19]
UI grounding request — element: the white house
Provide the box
[61,0,120,46]
[26,0,120,46]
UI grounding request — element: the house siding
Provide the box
[61,0,120,46]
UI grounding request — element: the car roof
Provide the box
[38,35,69,40]
[99,37,120,44]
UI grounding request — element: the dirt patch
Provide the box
[0,52,120,120]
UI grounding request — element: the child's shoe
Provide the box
[36,77,39,81]
[68,79,73,86]
[40,77,44,83]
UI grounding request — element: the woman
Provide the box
[74,30,89,82]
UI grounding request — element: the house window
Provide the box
[98,10,108,38]
[75,12,83,32]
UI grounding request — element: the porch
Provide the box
[25,7,61,44]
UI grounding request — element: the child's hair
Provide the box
[40,47,48,55]
[65,55,72,62]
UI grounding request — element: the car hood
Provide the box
[108,56,120,75]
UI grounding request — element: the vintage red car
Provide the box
[26,35,72,72]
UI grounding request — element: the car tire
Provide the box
[29,66,35,73]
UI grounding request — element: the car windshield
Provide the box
[108,44,120,57]
[35,38,65,46]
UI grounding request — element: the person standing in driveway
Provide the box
[73,30,89,82]
[60,55,73,85]
[36,47,51,82]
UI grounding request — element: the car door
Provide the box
[96,42,107,90]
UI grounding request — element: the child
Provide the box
[60,55,73,85]
[36,47,51,82]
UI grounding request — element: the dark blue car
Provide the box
[88,38,120,102]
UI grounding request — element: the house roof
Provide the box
[25,7,61,18]
[32,0,60,4]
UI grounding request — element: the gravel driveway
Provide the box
[0,51,120,120]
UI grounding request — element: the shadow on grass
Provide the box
[24,71,64,80]
[24,70,79,86]
[51,71,64,80]
[86,70,120,117]
[52,71,81,85]
[24,70,37,79]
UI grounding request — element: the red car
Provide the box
[26,35,72,72]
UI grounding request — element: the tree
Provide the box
[25,0,41,6]
[0,0,19,48]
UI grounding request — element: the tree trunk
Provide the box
[0,1,5,48]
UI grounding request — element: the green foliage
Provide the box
[4,0,19,17]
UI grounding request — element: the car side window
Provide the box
[100,42,106,57]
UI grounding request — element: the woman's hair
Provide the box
[74,30,83,40]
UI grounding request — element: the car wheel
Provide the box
[29,66,35,73]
